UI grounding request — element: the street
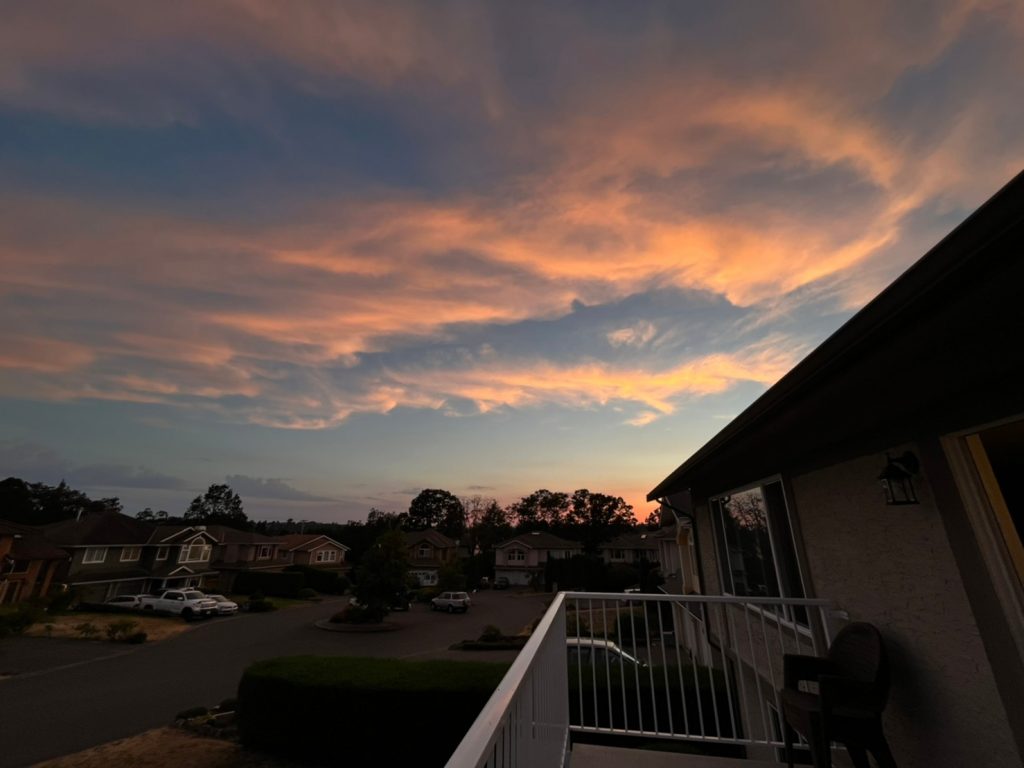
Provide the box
[0,590,549,767]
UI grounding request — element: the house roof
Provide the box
[202,525,283,545]
[405,529,456,549]
[43,512,156,547]
[280,533,349,552]
[1,520,69,561]
[148,525,219,545]
[649,169,1024,501]
[601,532,658,550]
[497,531,581,550]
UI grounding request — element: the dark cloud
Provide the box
[224,474,335,502]
[67,464,188,490]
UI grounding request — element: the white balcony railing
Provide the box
[446,591,835,768]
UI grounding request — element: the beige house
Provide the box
[596,531,658,565]
[648,171,1024,767]
[494,531,582,586]
[280,533,349,570]
[405,529,457,586]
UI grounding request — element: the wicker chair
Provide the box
[780,622,897,768]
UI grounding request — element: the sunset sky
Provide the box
[2,1,1022,522]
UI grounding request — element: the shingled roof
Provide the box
[43,512,156,547]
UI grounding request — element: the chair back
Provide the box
[827,622,890,706]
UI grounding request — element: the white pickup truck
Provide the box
[139,589,218,619]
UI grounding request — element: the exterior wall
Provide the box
[790,447,1022,768]
[494,567,532,586]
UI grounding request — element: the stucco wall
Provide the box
[791,446,1021,768]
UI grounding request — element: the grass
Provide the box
[24,612,193,642]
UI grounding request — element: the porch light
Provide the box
[879,451,920,505]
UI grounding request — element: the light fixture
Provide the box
[878,451,920,505]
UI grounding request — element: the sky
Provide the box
[1,1,1023,523]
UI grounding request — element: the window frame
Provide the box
[709,475,807,623]
[507,548,526,563]
[179,541,212,564]
[257,544,272,560]
[156,546,170,561]
[82,547,107,564]
[120,547,141,562]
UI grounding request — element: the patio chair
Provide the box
[780,621,897,768]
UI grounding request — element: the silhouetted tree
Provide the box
[184,484,248,527]
[407,489,464,535]
[567,488,636,552]
[510,489,570,530]
[354,529,410,622]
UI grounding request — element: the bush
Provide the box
[285,565,349,595]
[125,631,148,644]
[233,571,306,598]
[479,624,503,642]
[247,597,276,613]
[330,605,377,624]
[74,621,100,639]
[296,587,318,600]
[238,656,509,766]
[0,605,40,637]
[414,587,441,603]
[106,619,140,642]
[176,706,209,721]
[46,588,75,614]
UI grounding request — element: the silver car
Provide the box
[431,591,471,613]
[203,594,239,615]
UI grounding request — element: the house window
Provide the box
[315,550,337,563]
[82,547,107,564]
[710,480,805,613]
[418,544,431,559]
[508,548,526,563]
[257,545,272,560]
[156,546,169,561]
[180,542,212,563]
[612,549,626,560]
[120,547,141,562]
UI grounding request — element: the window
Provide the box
[508,548,526,563]
[711,480,805,616]
[82,547,107,564]
[156,546,169,561]
[417,544,431,559]
[612,549,626,560]
[315,549,337,563]
[120,547,141,562]
[180,541,212,563]
[257,545,272,560]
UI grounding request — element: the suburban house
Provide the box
[280,533,350,571]
[596,531,658,565]
[0,519,68,605]
[42,513,162,603]
[405,529,458,586]
[145,525,221,592]
[200,525,290,592]
[644,170,1024,767]
[494,531,582,587]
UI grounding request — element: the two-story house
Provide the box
[145,525,220,593]
[280,533,350,571]
[596,531,658,566]
[0,519,68,605]
[494,531,582,587]
[202,525,289,592]
[405,529,458,586]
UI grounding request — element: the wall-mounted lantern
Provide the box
[879,451,920,505]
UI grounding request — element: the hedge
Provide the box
[233,571,305,598]
[238,656,509,766]
[285,564,349,594]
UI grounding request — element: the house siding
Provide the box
[790,446,1021,768]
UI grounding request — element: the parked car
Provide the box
[494,577,510,590]
[203,594,239,615]
[566,637,647,668]
[431,591,472,613]
[103,595,143,611]
[139,589,218,619]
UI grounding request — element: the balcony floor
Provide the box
[570,744,783,768]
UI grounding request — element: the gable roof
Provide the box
[148,525,219,545]
[649,170,1024,501]
[202,525,283,545]
[405,529,456,549]
[497,531,581,550]
[43,512,156,547]
[0,519,68,561]
[601,532,658,550]
[281,533,349,552]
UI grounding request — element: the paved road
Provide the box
[0,590,549,767]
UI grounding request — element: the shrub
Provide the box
[46,588,75,614]
[296,587,318,600]
[0,605,40,637]
[414,587,441,603]
[218,698,238,712]
[247,598,276,613]
[285,564,349,594]
[74,621,100,639]
[125,631,148,644]
[176,706,209,721]
[330,605,376,624]
[479,624,503,642]
[233,571,305,598]
[106,619,140,642]
[238,656,509,766]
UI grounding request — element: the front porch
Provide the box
[445,591,837,768]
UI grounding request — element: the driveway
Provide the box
[0,590,549,767]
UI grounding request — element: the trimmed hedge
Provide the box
[285,564,349,594]
[238,656,509,766]
[233,571,305,598]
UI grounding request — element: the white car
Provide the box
[431,591,471,613]
[104,595,144,611]
[203,594,239,615]
[566,637,647,668]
